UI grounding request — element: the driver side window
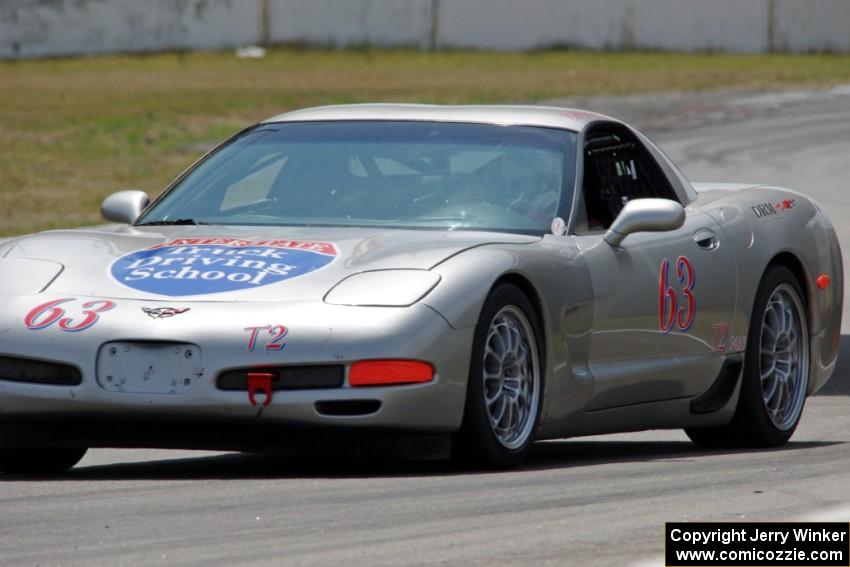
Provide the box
[578,125,678,232]
[220,154,288,212]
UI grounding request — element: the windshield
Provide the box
[138,121,577,234]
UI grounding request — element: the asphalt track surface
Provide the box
[3,87,850,566]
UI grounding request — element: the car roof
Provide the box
[262,104,617,131]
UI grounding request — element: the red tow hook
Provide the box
[247,372,276,409]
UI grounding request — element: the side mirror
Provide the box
[603,198,685,247]
[101,190,150,224]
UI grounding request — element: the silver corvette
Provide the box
[0,105,842,473]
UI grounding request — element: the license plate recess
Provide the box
[97,342,201,394]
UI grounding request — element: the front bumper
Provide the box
[0,295,474,441]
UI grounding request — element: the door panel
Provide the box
[577,209,738,410]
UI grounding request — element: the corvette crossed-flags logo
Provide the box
[141,307,191,319]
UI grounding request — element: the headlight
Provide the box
[0,258,63,295]
[324,269,440,307]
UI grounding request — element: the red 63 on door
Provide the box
[658,256,696,333]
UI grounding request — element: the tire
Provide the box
[0,447,88,476]
[454,283,544,468]
[686,265,809,448]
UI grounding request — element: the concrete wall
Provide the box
[436,0,771,52]
[269,0,434,48]
[773,0,850,53]
[0,0,259,59]
[2,0,850,58]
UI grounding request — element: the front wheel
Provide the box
[0,447,88,476]
[687,265,809,448]
[454,284,543,468]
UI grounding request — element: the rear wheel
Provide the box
[686,265,809,448]
[454,284,543,468]
[0,447,87,476]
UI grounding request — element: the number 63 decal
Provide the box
[658,256,696,333]
[25,298,116,332]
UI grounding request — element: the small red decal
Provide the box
[774,199,796,211]
[711,322,746,352]
[25,298,116,332]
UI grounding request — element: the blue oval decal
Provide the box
[111,238,337,297]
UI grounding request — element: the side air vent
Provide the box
[217,365,344,391]
[0,356,82,386]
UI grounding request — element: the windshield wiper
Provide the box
[136,218,209,226]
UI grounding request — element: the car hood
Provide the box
[2,225,538,302]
